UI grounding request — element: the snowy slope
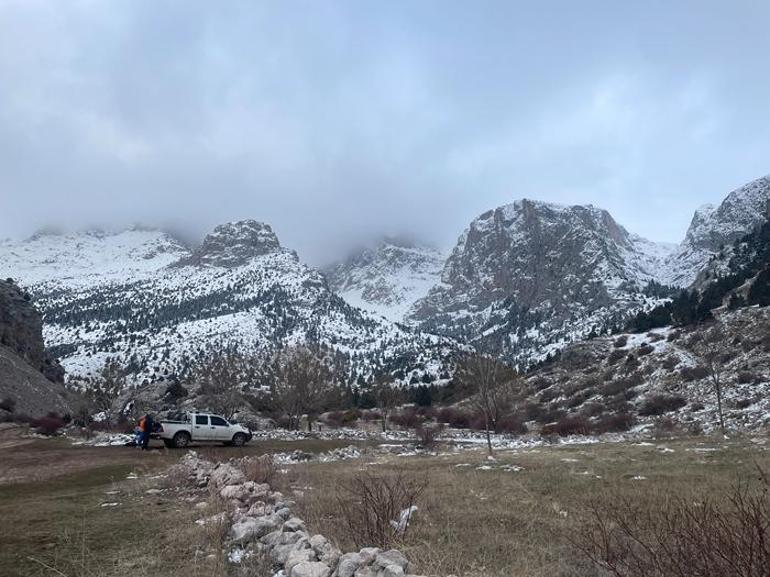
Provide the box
[0,222,456,386]
[660,175,770,287]
[324,237,445,323]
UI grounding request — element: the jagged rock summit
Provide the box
[176,220,284,268]
[408,198,674,364]
[661,175,770,287]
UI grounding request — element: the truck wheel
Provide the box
[163,439,174,448]
[173,432,191,448]
[231,433,247,447]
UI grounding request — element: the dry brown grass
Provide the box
[290,436,770,577]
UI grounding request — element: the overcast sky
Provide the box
[1,1,769,263]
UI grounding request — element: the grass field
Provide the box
[0,430,767,577]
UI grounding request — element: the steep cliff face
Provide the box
[661,175,770,287]
[0,279,69,416]
[409,199,673,364]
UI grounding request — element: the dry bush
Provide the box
[415,424,444,449]
[241,454,277,486]
[638,393,686,416]
[646,332,664,343]
[680,365,709,382]
[572,470,770,577]
[335,469,427,549]
[390,407,425,429]
[542,414,590,436]
[614,336,628,348]
[592,412,636,434]
[608,349,627,365]
[637,343,654,356]
[436,406,472,429]
[31,412,65,436]
[661,356,679,371]
[737,371,758,385]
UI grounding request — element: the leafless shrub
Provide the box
[415,423,444,449]
[608,349,626,365]
[572,470,770,577]
[335,469,427,549]
[542,414,590,436]
[661,356,679,371]
[614,336,628,348]
[646,332,664,343]
[680,365,709,382]
[637,344,654,356]
[638,393,686,416]
[593,412,636,433]
[737,371,758,385]
[241,454,277,486]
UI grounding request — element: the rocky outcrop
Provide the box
[176,220,284,268]
[0,279,63,382]
[661,175,770,287]
[409,199,672,365]
[175,452,427,577]
[0,279,69,416]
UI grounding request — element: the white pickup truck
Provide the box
[159,411,253,448]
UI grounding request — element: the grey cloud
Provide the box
[1,1,769,264]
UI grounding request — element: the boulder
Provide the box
[210,464,245,488]
[291,561,332,577]
[286,548,317,575]
[374,550,408,571]
[230,517,279,543]
[283,517,307,533]
[334,552,364,577]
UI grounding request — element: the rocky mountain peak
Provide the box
[660,175,770,287]
[179,220,283,268]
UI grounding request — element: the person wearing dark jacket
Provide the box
[141,413,154,451]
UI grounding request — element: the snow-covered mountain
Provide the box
[324,237,445,323]
[0,222,456,386]
[407,199,676,365]
[660,175,770,287]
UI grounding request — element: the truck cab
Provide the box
[159,411,252,448]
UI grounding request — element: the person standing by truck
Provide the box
[140,413,154,451]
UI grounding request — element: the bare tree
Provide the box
[270,345,341,431]
[84,357,127,422]
[374,375,402,432]
[454,353,519,455]
[696,322,732,435]
[190,350,248,420]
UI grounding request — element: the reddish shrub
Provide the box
[497,414,527,435]
[542,415,590,436]
[32,412,64,436]
[593,412,635,433]
[389,408,423,429]
[436,407,472,429]
[638,393,687,416]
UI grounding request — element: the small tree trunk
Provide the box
[382,412,387,432]
[715,381,725,435]
[485,413,493,456]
